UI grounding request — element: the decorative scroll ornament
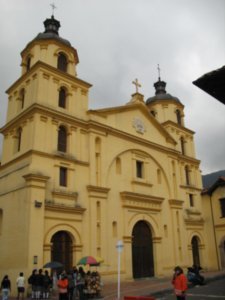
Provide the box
[132,117,146,134]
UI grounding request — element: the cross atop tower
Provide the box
[157,64,161,81]
[132,78,141,94]
[50,3,57,17]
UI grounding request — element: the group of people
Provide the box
[172,265,205,300]
[28,269,52,300]
[1,264,205,300]
[0,267,102,300]
[57,267,102,300]
[0,266,102,300]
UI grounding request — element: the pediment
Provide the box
[89,101,176,147]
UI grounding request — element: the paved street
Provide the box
[100,270,225,299]
[154,278,225,299]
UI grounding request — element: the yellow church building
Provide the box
[0,15,222,292]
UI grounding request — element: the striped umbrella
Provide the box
[77,256,98,266]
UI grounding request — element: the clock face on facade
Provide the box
[132,117,146,134]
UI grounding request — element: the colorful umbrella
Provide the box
[77,256,98,266]
[95,256,104,264]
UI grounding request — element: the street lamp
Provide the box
[116,240,124,300]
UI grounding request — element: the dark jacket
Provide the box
[28,274,36,286]
[1,278,11,289]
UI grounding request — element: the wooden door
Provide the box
[51,231,72,271]
[132,221,154,278]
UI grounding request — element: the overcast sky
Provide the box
[0,0,224,175]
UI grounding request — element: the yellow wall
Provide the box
[0,17,222,296]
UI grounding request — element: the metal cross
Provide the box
[157,64,161,80]
[50,3,57,16]
[132,78,141,93]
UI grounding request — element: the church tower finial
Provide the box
[132,78,141,94]
[157,64,161,81]
[154,65,167,95]
[44,6,60,36]
[50,3,57,18]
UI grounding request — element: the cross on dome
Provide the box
[50,3,57,16]
[157,64,161,80]
[132,78,141,93]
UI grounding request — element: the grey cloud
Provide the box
[0,0,225,173]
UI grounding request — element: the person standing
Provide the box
[67,271,75,300]
[57,272,68,300]
[172,266,188,300]
[43,270,52,299]
[0,275,11,300]
[76,267,85,300]
[36,269,44,300]
[72,267,78,300]
[16,272,25,300]
[28,269,38,299]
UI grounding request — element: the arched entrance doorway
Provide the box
[132,220,154,278]
[51,231,73,271]
[191,236,200,266]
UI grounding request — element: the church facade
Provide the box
[0,15,220,291]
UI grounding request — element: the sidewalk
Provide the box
[8,270,225,300]
[100,270,225,299]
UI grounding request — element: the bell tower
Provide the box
[0,15,91,283]
[0,15,91,165]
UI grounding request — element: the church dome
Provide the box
[27,15,71,47]
[146,78,182,105]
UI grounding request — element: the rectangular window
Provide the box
[220,198,225,218]
[189,194,194,207]
[59,167,67,187]
[136,160,143,178]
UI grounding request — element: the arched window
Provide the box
[95,138,101,185]
[191,236,200,267]
[180,137,185,155]
[136,160,143,178]
[176,109,182,125]
[58,87,67,108]
[150,110,156,117]
[59,167,67,186]
[57,126,67,152]
[57,52,68,72]
[17,127,22,152]
[185,165,190,185]
[20,89,25,109]
[26,57,31,72]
